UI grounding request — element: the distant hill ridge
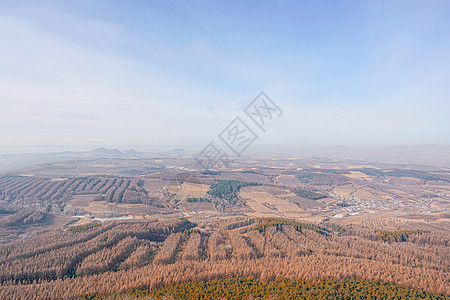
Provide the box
[90,148,141,157]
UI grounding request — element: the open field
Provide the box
[343,171,373,180]
[240,186,312,218]
[276,174,303,186]
[171,182,209,202]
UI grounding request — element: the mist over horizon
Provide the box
[2,144,450,173]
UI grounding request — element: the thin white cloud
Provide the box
[0,16,237,146]
[0,1,449,149]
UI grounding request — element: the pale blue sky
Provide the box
[0,0,449,149]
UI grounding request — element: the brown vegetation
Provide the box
[0,217,448,299]
[0,176,150,212]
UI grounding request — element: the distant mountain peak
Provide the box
[90,148,124,156]
[173,148,186,154]
[124,149,138,155]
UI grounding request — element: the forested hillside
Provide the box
[207,180,260,210]
[0,175,149,209]
[147,277,450,300]
[0,217,448,299]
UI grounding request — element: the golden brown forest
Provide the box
[0,217,449,299]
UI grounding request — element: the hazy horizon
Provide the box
[2,144,450,171]
[1,142,450,153]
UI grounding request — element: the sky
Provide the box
[0,0,449,151]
